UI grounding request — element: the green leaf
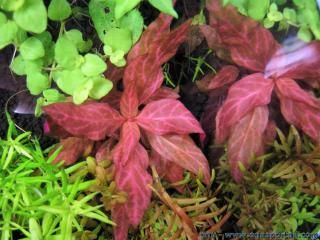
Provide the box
[73,80,93,104]
[0,0,25,11]
[54,36,80,69]
[0,11,6,25]
[35,97,45,117]
[88,0,117,41]
[29,218,43,240]
[267,10,283,22]
[283,8,296,22]
[298,27,312,42]
[263,18,275,28]
[81,53,107,77]
[15,27,28,45]
[247,0,269,21]
[89,76,113,99]
[104,28,132,53]
[13,0,47,33]
[119,9,143,43]
[109,50,126,67]
[114,0,141,19]
[55,69,87,95]
[65,29,92,53]
[148,0,178,18]
[10,55,26,75]
[20,37,45,60]
[27,72,50,95]
[48,0,72,21]
[0,20,18,49]
[43,88,65,102]
[36,31,52,48]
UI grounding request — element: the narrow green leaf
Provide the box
[148,0,178,18]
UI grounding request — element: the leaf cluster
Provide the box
[0,116,113,239]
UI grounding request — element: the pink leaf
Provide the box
[146,87,180,102]
[120,83,139,118]
[44,117,71,139]
[104,60,124,84]
[197,65,239,91]
[265,40,320,80]
[112,144,152,239]
[215,73,274,143]
[52,137,94,165]
[228,106,269,182]
[137,99,205,139]
[112,121,141,166]
[44,102,124,140]
[205,0,279,71]
[276,78,320,141]
[112,206,130,240]
[147,133,210,184]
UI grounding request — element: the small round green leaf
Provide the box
[89,77,113,99]
[298,27,312,42]
[0,20,18,49]
[20,37,45,60]
[148,0,178,18]
[10,55,25,75]
[81,53,107,77]
[48,0,71,21]
[104,28,132,53]
[65,29,93,52]
[0,0,25,11]
[55,69,87,95]
[43,88,65,102]
[247,0,269,21]
[73,80,93,105]
[13,0,47,33]
[27,72,50,95]
[54,36,80,69]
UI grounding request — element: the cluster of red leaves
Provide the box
[200,0,320,182]
[43,13,210,239]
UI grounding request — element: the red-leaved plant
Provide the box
[43,13,210,239]
[199,0,320,182]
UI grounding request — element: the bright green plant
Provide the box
[0,115,114,240]
[216,125,320,234]
[224,0,320,42]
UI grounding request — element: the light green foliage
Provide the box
[0,118,114,240]
[0,0,25,11]
[227,0,320,42]
[48,0,71,21]
[149,0,178,18]
[20,37,45,60]
[115,0,141,19]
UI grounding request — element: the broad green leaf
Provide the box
[13,0,47,33]
[10,55,26,75]
[0,0,25,11]
[65,29,92,52]
[109,50,126,67]
[148,0,178,18]
[267,10,283,22]
[298,27,312,42]
[115,0,141,19]
[36,31,52,48]
[27,72,50,95]
[88,0,117,41]
[43,88,65,102]
[15,27,28,45]
[89,76,113,99]
[20,37,45,60]
[48,0,72,21]
[104,28,132,53]
[0,11,7,24]
[73,80,93,104]
[247,0,269,21]
[55,69,87,95]
[119,9,143,43]
[55,36,80,69]
[0,20,18,49]
[81,53,107,77]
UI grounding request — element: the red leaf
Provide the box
[100,90,122,110]
[44,102,124,140]
[52,137,94,165]
[120,83,139,118]
[123,55,164,104]
[44,116,71,139]
[276,78,320,141]
[205,0,279,71]
[112,206,130,240]
[104,60,124,83]
[215,73,274,143]
[112,121,141,166]
[128,13,173,60]
[197,65,239,91]
[137,99,205,139]
[147,133,210,184]
[228,106,269,182]
[265,40,320,80]
[112,144,152,239]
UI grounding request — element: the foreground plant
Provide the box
[43,13,210,239]
[199,0,320,182]
[0,116,113,240]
